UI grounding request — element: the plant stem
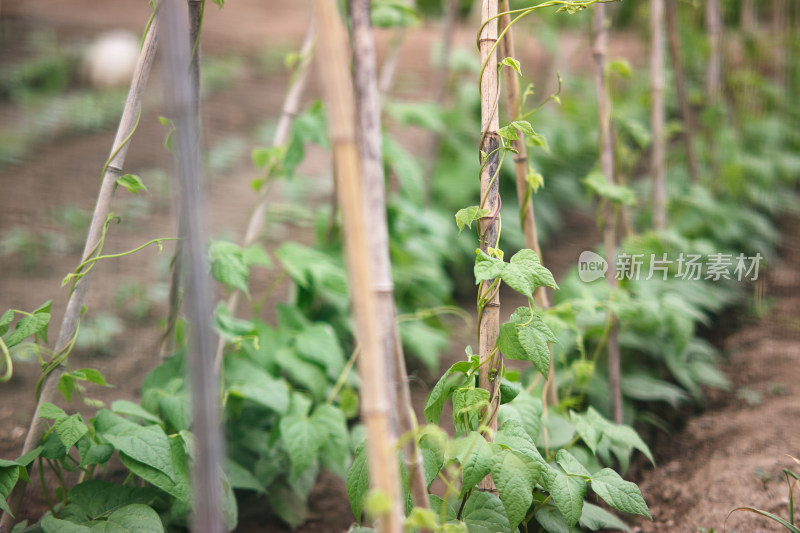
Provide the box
[498,0,558,408]
[161,0,224,531]
[650,0,667,231]
[664,0,700,183]
[314,1,404,531]
[0,17,159,531]
[477,0,501,493]
[591,4,623,424]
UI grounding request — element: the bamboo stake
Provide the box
[349,0,431,517]
[213,18,315,372]
[497,0,557,408]
[650,0,667,231]
[664,0,700,183]
[313,2,404,532]
[161,1,225,532]
[591,4,623,425]
[477,0,500,492]
[741,0,756,36]
[0,18,159,531]
[705,0,723,102]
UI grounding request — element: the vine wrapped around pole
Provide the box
[0,16,159,531]
[477,0,501,492]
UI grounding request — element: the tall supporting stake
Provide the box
[497,0,557,407]
[313,2,404,532]
[0,17,160,531]
[650,0,667,231]
[591,4,623,425]
[477,0,500,491]
[349,0,431,516]
[705,0,723,102]
[664,0,699,183]
[160,1,225,531]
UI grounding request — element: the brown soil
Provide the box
[1,2,798,533]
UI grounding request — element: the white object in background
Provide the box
[82,30,140,89]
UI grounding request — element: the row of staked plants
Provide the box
[1,0,798,532]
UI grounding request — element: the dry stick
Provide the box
[349,0,431,517]
[705,0,723,102]
[591,4,623,425]
[160,0,203,358]
[497,0,558,409]
[212,19,315,372]
[477,0,500,493]
[650,0,666,231]
[0,18,159,531]
[160,1,224,532]
[313,1,404,532]
[664,0,700,184]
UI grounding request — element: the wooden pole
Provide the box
[664,0,700,183]
[591,4,623,425]
[349,0,431,516]
[160,0,225,531]
[705,0,723,102]
[313,2,404,532]
[651,0,667,231]
[477,0,500,492]
[497,0,557,407]
[0,17,160,531]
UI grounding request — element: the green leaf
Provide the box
[423,361,472,424]
[579,502,631,531]
[500,57,521,75]
[39,402,67,421]
[533,504,571,533]
[621,375,689,407]
[461,490,511,533]
[310,404,350,477]
[118,440,191,504]
[0,465,20,517]
[225,459,265,493]
[294,323,345,379]
[346,441,369,521]
[450,432,493,496]
[587,407,654,465]
[55,414,88,449]
[280,414,322,478]
[76,436,114,467]
[241,244,272,268]
[65,480,161,520]
[41,516,91,533]
[59,374,75,403]
[72,368,109,387]
[607,58,633,78]
[2,312,50,349]
[556,449,591,478]
[452,387,490,432]
[491,449,539,530]
[590,468,651,519]
[542,465,587,526]
[497,124,519,141]
[499,378,521,405]
[526,130,551,153]
[0,310,13,336]
[115,174,148,194]
[455,206,489,233]
[208,240,249,295]
[94,411,178,483]
[111,400,162,425]
[507,307,557,376]
[474,250,505,284]
[569,411,600,454]
[512,120,535,136]
[494,419,546,466]
[497,392,543,444]
[503,249,559,296]
[497,322,526,361]
[582,171,636,206]
[225,356,289,413]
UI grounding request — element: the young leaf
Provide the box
[512,120,534,136]
[208,240,249,295]
[112,400,162,425]
[2,312,50,349]
[589,468,651,519]
[279,414,322,478]
[0,466,19,517]
[54,414,88,449]
[500,57,521,75]
[452,387,490,432]
[310,404,350,477]
[556,449,591,478]
[579,502,631,531]
[497,124,519,141]
[39,402,68,421]
[494,419,546,466]
[0,310,14,337]
[526,131,551,153]
[455,206,490,233]
[503,249,559,296]
[474,249,506,284]
[115,174,148,194]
